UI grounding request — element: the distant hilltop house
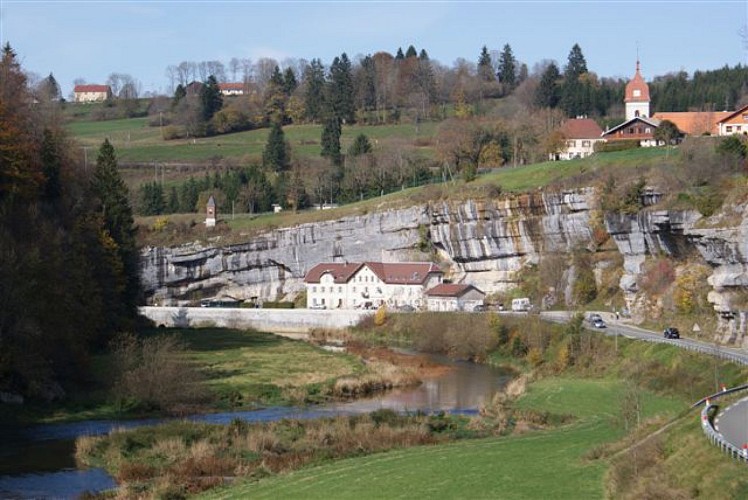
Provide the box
[218,82,245,96]
[553,60,743,160]
[73,84,112,103]
[550,118,604,160]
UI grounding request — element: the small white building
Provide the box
[716,104,748,136]
[305,261,443,310]
[425,283,486,312]
[206,195,216,227]
[218,83,245,96]
[551,118,604,160]
[73,84,112,103]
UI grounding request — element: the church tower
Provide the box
[624,60,650,120]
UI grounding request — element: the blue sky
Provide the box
[2,1,746,97]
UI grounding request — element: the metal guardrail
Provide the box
[697,384,748,463]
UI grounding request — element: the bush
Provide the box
[594,139,640,153]
[261,301,295,309]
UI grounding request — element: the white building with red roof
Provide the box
[625,60,650,120]
[716,104,748,136]
[304,261,443,310]
[218,82,245,96]
[551,118,604,160]
[73,84,112,103]
[425,283,486,312]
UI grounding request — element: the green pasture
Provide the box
[202,378,686,499]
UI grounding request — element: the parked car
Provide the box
[473,304,487,312]
[587,313,602,323]
[664,327,680,339]
[592,318,607,329]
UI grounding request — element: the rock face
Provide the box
[141,189,748,344]
[141,190,594,304]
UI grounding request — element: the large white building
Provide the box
[304,262,443,310]
[73,84,112,103]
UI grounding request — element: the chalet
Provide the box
[425,283,486,312]
[602,116,661,147]
[716,104,748,136]
[551,118,604,160]
[218,83,245,96]
[305,262,443,310]
[73,84,111,103]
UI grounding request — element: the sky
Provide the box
[2,0,747,97]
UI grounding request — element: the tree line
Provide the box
[0,44,140,402]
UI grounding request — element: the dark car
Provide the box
[664,327,680,339]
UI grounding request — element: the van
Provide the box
[511,298,531,312]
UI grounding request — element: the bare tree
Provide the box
[228,57,240,81]
[254,57,279,91]
[206,60,226,82]
[165,65,177,94]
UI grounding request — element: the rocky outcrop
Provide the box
[141,190,595,304]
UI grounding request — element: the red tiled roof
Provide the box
[715,104,748,125]
[305,263,363,284]
[74,84,110,93]
[219,83,244,91]
[625,61,650,103]
[426,283,484,297]
[652,111,731,136]
[560,118,603,139]
[364,262,442,285]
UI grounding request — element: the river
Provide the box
[0,352,513,499]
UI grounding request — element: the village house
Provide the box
[550,118,604,160]
[425,283,486,312]
[218,83,245,96]
[652,110,731,136]
[304,262,443,310]
[716,104,748,136]
[73,84,112,103]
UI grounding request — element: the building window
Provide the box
[321,286,325,292]
[582,140,591,147]
[635,110,640,117]
[633,89,641,97]
[742,114,748,121]
[629,128,634,134]
[727,126,733,133]
[645,127,651,133]
[738,126,743,132]
[312,286,316,293]
[338,286,342,293]
[566,140,575,147]
[353,286,356,292]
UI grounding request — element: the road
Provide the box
[540,310,748,452]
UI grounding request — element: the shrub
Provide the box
[638,257,675,296]
[261,301,295,309]
[374,305,387,327]
[594,139,639,153]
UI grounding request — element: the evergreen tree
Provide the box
[304,58,326,122]
[90,139,140,321]
[419,49,429,60]
[497,44,517,90]
[561,44,590,117]
[354,55,377,112]
[263,122,289,171]
[283,67,298,95]
[564,43,588,76]
[199,75,223,122]
[321,116,342,166]
[167,186,180,213]
[478,46,494,81]
[172,84,186,108]
[40,128,62,202]
[535,61,561,108]
[328,53,355,123]
[405,45,418,58]
[138,181,165,216]
[348,133,373,156]
[395,47,405,60]
[38,72,61,101]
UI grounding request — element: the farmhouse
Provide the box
[218,83,245,96]
[305,261,443,310]
[652,111,731,136]
[73,84,112,103]
[716,104,748,136]
[550,118,604,160]
[425,283,486,312]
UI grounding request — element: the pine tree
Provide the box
[199,75,223,122]
[321,116,342,166]
[418,49,429,61]
[478,46,494,81]
[263,122,289,171]
[405,45,418,58]
[561,44,590,117]
[328,53,355,123]
[498,44,517,90]
[535,62,561,108]
[304,58,326,122]
[283,67,298,95]
[91,138,140,321]
[40,128,62,202]
[167,186,179,213]
[348,133,373,156]
[395,47,405,60]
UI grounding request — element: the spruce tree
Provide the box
[478,46,494,81]
[263,122,289,171]
[283,67,298,95]
[348,133,373,156]
[328,53,355,123]
[405,45,418,58]
[320,116,342,166]
[304,58,326,122]
[91,139,140,320]
[498,44,517,90]
[199,75,223,122]
[395,47,405,60]
[535,62,561,108]
[561,44,590,117]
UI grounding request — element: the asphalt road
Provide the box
[714,396,748,451]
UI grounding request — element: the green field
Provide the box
[67,118,437,164]
[202,378,685,499]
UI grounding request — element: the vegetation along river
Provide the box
[0,351,514,498]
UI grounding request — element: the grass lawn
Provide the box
[174,328,364,405]
[201,377,686,499]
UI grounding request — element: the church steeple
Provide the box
[624,59,650,120]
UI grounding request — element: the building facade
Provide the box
[305,262,443,310]
[425,284,486,312]
[73,84,112,103]
[551,118,604,160]
[717,104,748,136]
